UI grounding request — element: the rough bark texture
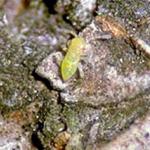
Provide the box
[0,0,150,149]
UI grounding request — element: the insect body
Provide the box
[61,37,86,81]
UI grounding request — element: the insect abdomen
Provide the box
[61,51,80,81]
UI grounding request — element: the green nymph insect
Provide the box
[61,36,86,81]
